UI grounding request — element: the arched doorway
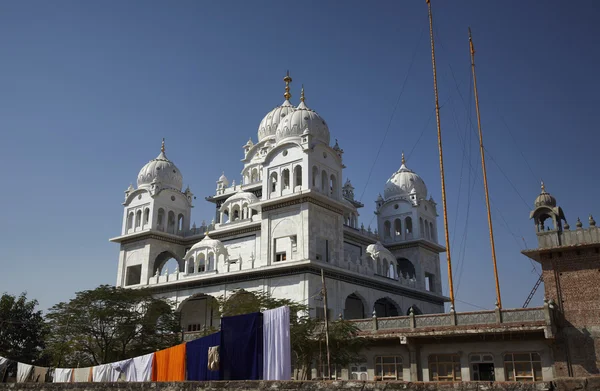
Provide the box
[374,298,399,317]
[153,251,183,276]
[344,293,365,320]
[222,290,260,317]
[178,294,220,336]
[397,258,416,279]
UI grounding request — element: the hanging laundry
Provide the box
[263,306,291,380]
[0,359,16,383]
[152,343,186,382]
[16,363,33,383]
[72,367,92,382]
[30,366,49,383]
[220,312,263,380]
[53,368,73,383]
[92,363,120,382]
[186,332,221,381]
[110,352,154,382]
[208,346,220,371]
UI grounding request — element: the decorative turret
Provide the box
[530,181,566,233]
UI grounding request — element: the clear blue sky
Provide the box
[1,1,598,312]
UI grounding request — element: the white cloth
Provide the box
[17,363,33,383]
[73,367,91,382]
[262,306,291,380]
[208,346,220,371]
[53,368,73,383]
[92,364,120,382]
[110,352,153,382]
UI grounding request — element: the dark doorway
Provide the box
[472,363,495,381]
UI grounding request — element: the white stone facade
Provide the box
[110,75,449,332]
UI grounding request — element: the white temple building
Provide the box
[110,73,448,335]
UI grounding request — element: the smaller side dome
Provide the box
[219,191,259,211]
[534,181,556,208]
[188,232,228,256]
[275,88,330,144]
[137,139,183,191]
[383,156,427,201]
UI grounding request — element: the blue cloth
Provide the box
[220,312,263,380]
[186,332,221,381]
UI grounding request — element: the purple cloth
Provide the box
[220,312,263,380]
[186,332,221,381]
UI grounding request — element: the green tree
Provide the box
[45,285,181,367]
[0,293,46,364]
[217,289,368,380]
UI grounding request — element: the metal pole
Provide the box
[426,0,455,309]
[320,269,332,379]
[469,27,502,309]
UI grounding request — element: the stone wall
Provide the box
[1,379,598,391]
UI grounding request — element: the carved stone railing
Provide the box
[348,305,550,333]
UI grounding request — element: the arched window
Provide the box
[222,209,229,224]
[198,253,206,272]
[397,258,416,279]
[374,298,399,317]
[157,208,165,230]
[207,252,215,271]
[430,222,434,241]
[251,168,258,183]
[344,293,365,320]
[420,217,425,238]
[144,208,150,225]
[425,220,430,239]
[127,212,134,231]
[330,174,337,197]
[312,166,319,188]
[282,169,290,189]
[405,217,413,236]
[270,172,278,194]
[321,170,328,193]
[187,257,195,274]
[384,221,391,238]
[178,214,184,232]
[382,259,389,277]
[294,165,302,188]
[394,219,402,237]
[167,211,176,234]
[232,205,240,221]
[135,210,142,228]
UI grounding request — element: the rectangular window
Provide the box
[504,353,542,381]
[425,273,434,292]
[429,354,461,381]
[276,252,287,262]
[125,265,142,286]
[375,356,403,380]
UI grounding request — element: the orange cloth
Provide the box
[152,343,186,382]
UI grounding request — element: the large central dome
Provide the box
[275,88,330,145]
[137,140,183,191]
[383,155,427,200]
[257,72,296,142]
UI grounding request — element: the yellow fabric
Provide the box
[152,343,186,381]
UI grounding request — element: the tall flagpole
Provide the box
[426,0,455,309]
[469,28,502,309]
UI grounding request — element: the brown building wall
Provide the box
[540,248,600,377]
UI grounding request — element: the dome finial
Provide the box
[283,70,292,101]
[161,138,165,153]
[300,84,305,103]
[401,151,406,165]
[541,180,546,193]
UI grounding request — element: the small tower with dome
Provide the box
[375,153,444,293]
[114,139,193,287]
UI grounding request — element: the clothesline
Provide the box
[0,305,291,384]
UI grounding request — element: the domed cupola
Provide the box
[137,139,183,191]
[275,86,330,145]
[257,72,296,142]
[383,153,427,200]
[534,181,556,208]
